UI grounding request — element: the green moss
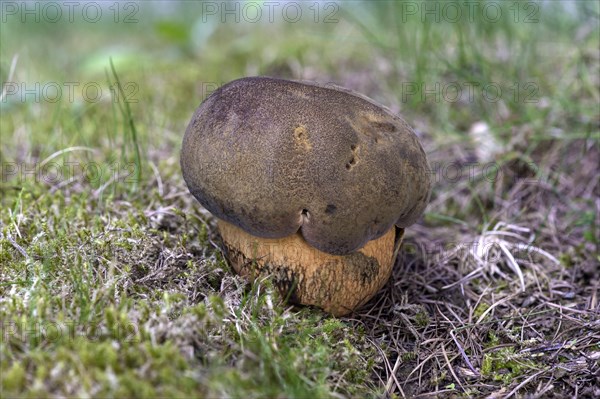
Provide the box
[2,362,26,391]
[481,347,545,384]
[486,331,500,348]
[415,310,430,327]
[474,302,491,319]
[322,318,345,335]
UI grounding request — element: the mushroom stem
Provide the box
[218,219,404,316]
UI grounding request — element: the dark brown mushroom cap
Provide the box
[181,76,431,255]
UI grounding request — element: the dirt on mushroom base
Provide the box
[218,219,403,316]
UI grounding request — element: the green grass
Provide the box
[0,184,377,396]
[2,1,599,397]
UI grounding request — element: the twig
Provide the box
[385,355,406,397]
[368,337,405,398]
[504,368,548,398]
[0,230,29,259]
[441,342,464,391]
[450,329,480,377]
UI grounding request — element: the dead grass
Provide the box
[348,136,599,397]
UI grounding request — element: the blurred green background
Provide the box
[2,0,597,165]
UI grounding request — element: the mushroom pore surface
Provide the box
[181,76,430,255]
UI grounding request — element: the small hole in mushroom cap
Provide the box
[293,125,311,150]
[298,209,310,225]
[371,121,397,133]
[294,126,306,139]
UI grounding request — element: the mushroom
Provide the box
[181,76,431,316]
